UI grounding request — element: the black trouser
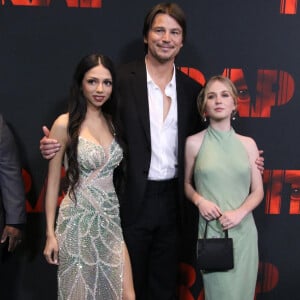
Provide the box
[123,179,179,300]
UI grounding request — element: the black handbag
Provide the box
[197,221,234,272]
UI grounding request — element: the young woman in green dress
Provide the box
[184,75,264,300]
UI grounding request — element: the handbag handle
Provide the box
[203,220,229,239]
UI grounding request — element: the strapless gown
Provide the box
[56,137,124,300]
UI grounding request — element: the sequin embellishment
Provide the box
[56,137,124,299]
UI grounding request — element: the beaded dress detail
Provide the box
[56,136,124,300]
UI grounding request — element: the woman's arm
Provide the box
[184,135,200,205]
[43,114,68,265]
[184,133,222,220]
[219,136,264,230]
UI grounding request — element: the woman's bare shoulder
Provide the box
[187,129,207,144]
[53,113,69,128]
[50,113,69,141]
[236,133,258,156]
[185,129,207,156]
[236,133,256,147]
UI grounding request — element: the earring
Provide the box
[231,110,237,121]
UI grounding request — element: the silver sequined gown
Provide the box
[55,137,124,300]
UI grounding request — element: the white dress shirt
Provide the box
[146,66,178,180]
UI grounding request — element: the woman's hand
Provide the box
[197,198,222,221]
[43,235,59,265]
[219,210,244,230]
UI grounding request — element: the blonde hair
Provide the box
[197,75,238,120]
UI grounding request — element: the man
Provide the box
[115,4,203,299]
[0,113,26,256]
[40,3,263,299]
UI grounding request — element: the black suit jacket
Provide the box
[116,60,203,226]
[0,114,26,235]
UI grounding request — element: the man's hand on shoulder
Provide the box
[256,150,265,175]
[40,126,61,160]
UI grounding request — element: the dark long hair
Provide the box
[66,53,116,202]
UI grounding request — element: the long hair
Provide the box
[142,2,186,53]
[66,53,116,202]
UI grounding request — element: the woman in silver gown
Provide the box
[43,54,135,300]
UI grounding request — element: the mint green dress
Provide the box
[194,126,258,300]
